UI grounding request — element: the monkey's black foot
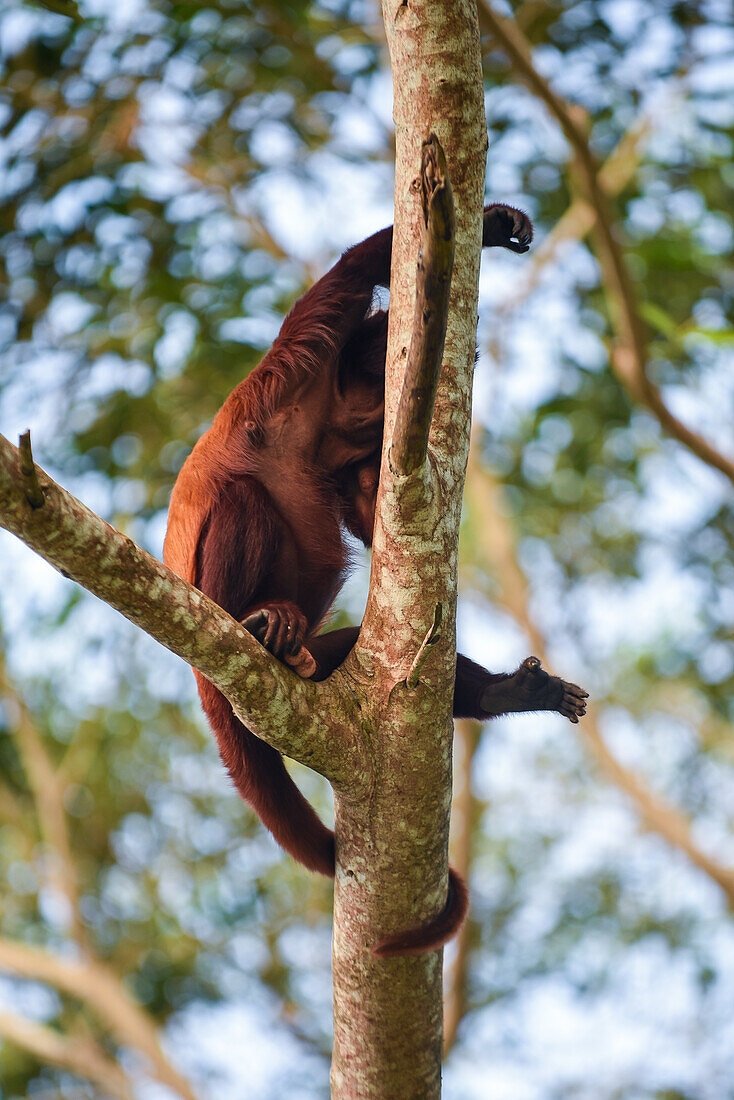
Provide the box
[479,656,588,722]
[483,204,533,253]
[516,656,588,723]
[242,601,315,676]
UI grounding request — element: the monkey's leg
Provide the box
[455,654,588,723]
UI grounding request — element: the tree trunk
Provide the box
[329,0,487,1094]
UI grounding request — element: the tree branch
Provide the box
[0,1010,134,1100]
[464,442,734,908]
[479,2,734,485]
[390,135,456,476]
[0,433,366,788]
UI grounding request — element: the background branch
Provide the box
[0,649,87,949]
[464,441,734,907]
[479,2,734,485]
[0,937,201,1100]
[443,717,482,1053]
[498,114,651,313]
[0,1010,134,1100]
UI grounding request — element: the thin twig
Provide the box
[406,603,443,689]
[390,134,456,475]
[479,2,734,485]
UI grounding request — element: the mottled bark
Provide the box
[330,0,487,1093]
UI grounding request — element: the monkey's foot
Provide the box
[242,602,316,677]
[480,656,588,723]
[483,204,533,253]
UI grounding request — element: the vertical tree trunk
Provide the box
[330,0,487,1095]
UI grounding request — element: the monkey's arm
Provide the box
[455,654,587,723]
[272,225,394,369]
[266,202,529,389]
[483,203,533,253]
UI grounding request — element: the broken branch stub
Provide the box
[390,134,456,476]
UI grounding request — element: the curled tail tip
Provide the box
[370,868,469,959]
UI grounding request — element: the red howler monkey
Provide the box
[164,204,588,957]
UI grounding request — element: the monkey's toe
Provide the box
[501,206,533,252]
[242,603,308,661]
[559,680,589,723]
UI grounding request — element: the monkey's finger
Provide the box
[274,614,293,657]
[512,211,533,243]
[506,241,530,254]
[242,610,268,640]
[262,611,282,652]
[281,616,294,656]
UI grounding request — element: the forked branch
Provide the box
[390,134,456,475]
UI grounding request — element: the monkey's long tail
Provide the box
[198,674,468,955]
[371,868,469,958]
[196,675,335,876]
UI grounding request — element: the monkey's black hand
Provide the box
[242,601,316,676]
[479,656,588,722]
[483,204,533,253]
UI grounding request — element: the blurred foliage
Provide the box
[0,0,733,1097]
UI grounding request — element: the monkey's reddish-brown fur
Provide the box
[164,206,588,956]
